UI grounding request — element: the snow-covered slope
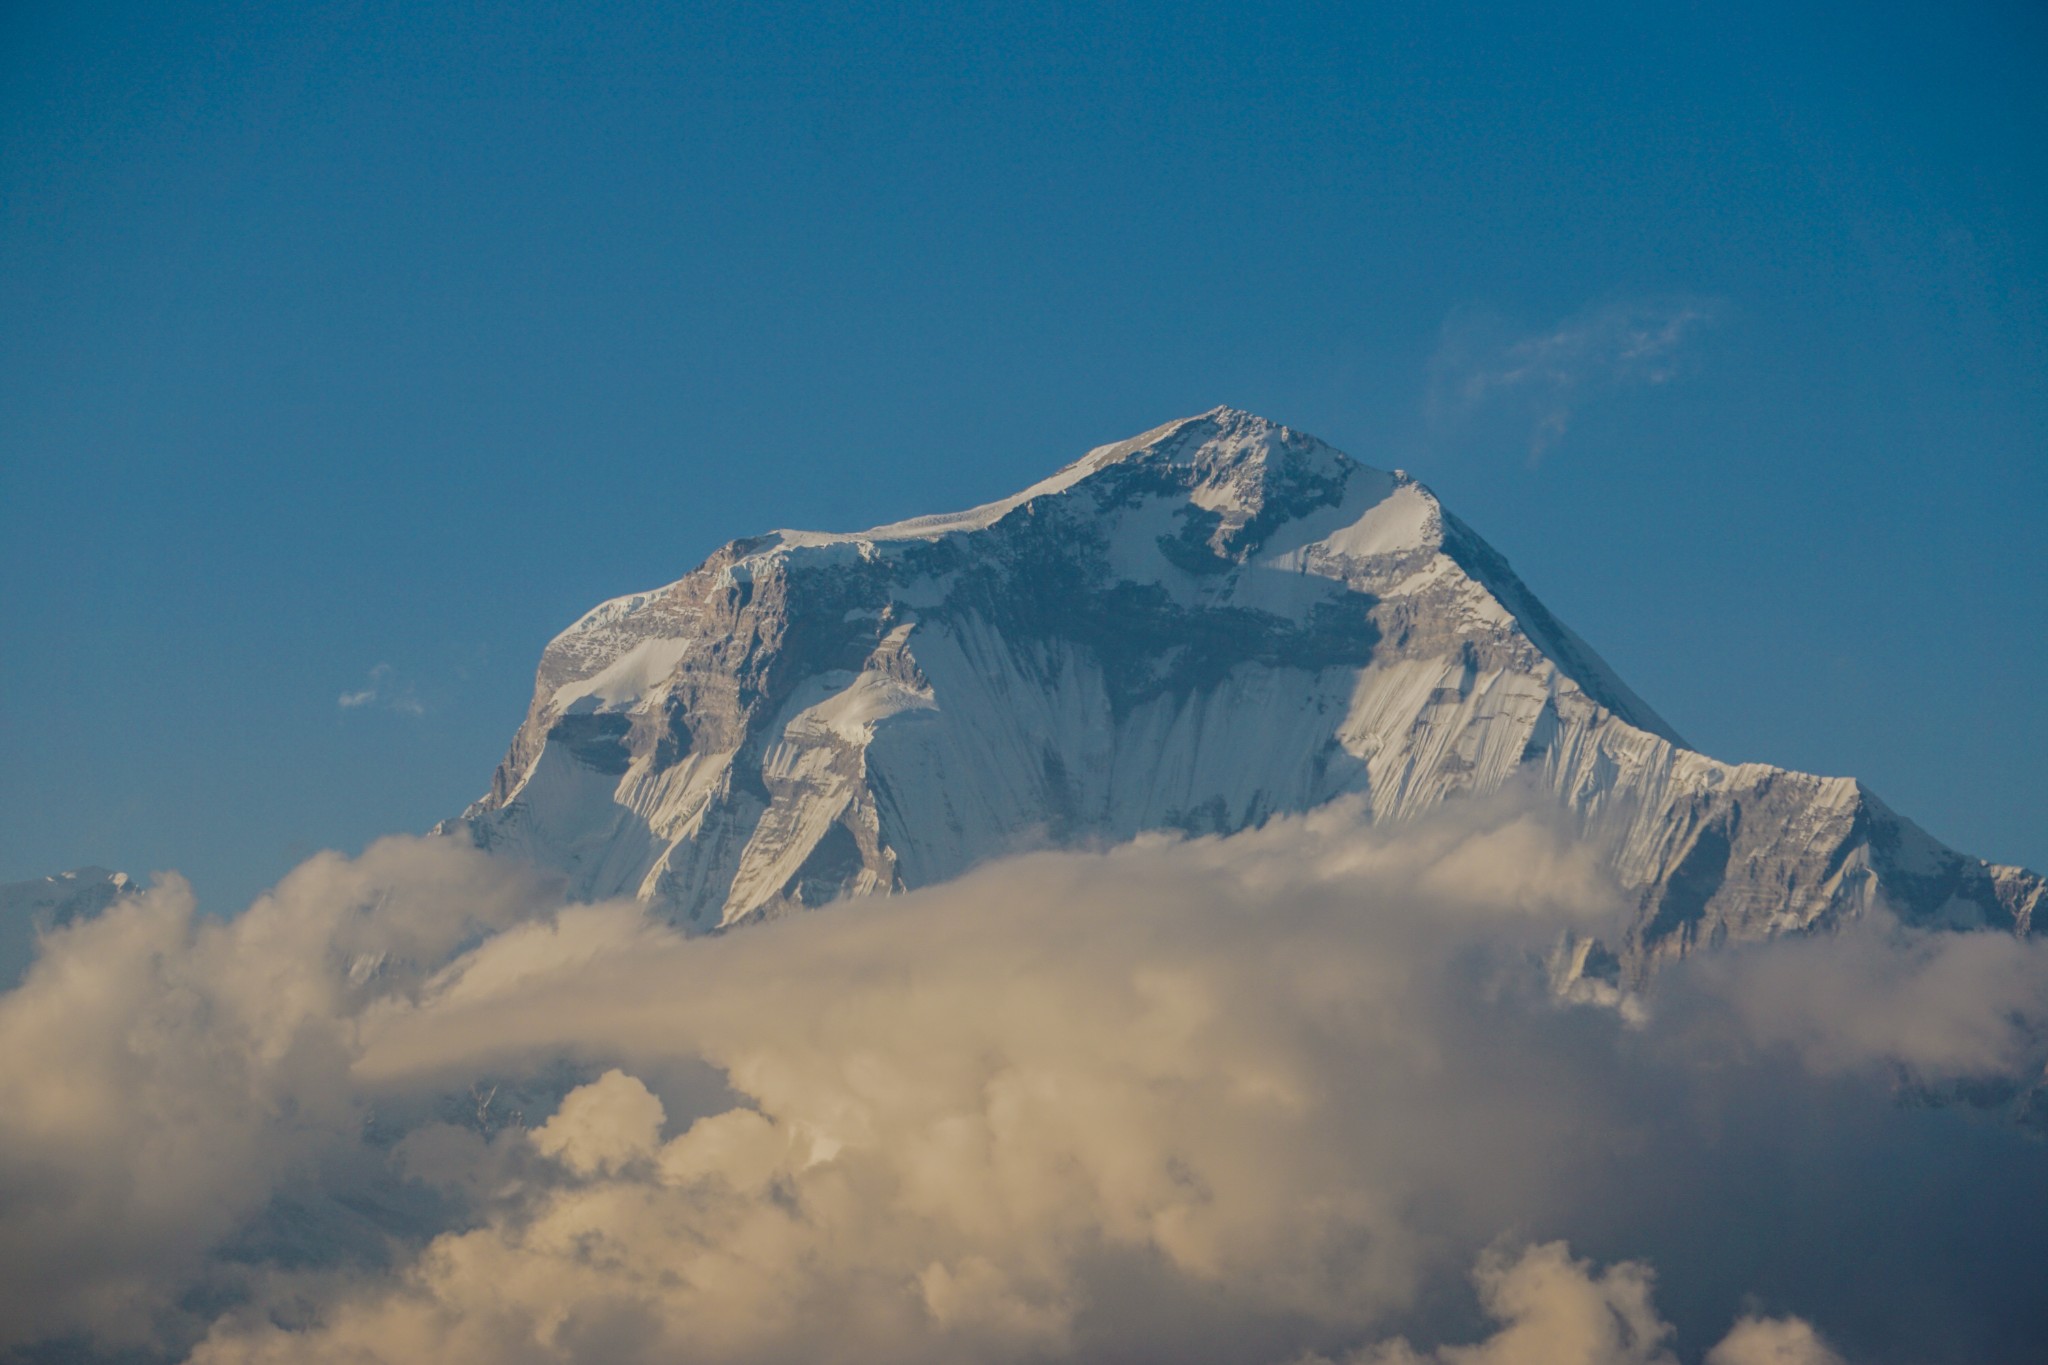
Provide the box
[449,408,2042,976]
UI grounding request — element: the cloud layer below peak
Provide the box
[2,799,2045,1363]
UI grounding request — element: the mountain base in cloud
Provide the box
[4,797,2046,1362]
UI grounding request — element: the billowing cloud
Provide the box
[2,799,2044,1363]
[1430,298,1720,461]
[1704,1315,1848,1365]
[0,839,555,1349]
[1329,1241,1841,1365]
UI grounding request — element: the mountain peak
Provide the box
[453,411,2041,965]
[1066,405,1360,499]
[768,406,1361,552]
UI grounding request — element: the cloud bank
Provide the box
[2,800,2045,1363]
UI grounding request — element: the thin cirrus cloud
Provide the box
[1,798,2044,1363]
[1429,297,1722,463]
[338,662,425,716]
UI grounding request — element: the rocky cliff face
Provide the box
[448,408,2041,976]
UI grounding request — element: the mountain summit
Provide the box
[449,408,2040,974]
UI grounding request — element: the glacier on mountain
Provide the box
[446,408,2041,977]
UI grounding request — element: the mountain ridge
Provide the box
[448,408,2040,976]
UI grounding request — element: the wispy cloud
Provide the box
[1430,297,1722,463]
[338,662,424,716]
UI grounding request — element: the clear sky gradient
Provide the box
[3,0,2043,908]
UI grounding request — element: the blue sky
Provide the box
[3,0,2043,907]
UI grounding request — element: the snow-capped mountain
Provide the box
[0,867,136,987]
[448,408,2041,975]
